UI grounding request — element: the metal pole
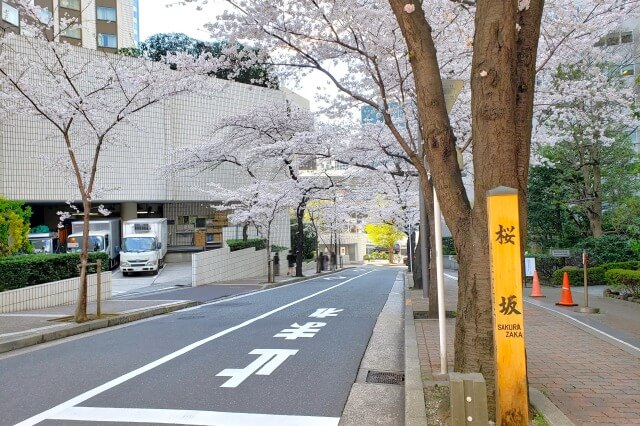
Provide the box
[419,186,429,299]
[96,259,102,318]
[433,184,447,374]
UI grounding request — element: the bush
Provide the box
[550,261,640,287]
[0,252,109,292]
[605,269,640,298]
[571,236,636,266]
[226,238,266,252]
[528,254,566,282]
[363,254,371,261]
[442,237,456,256]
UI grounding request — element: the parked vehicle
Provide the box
[120,218,168,276]
[66,218,121,269]
[28,232,59,254]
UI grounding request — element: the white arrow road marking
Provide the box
[48,407,340,426]
[274,322,326,340]
[216,349,298,388]
[309,308,343,318]
[15,270,373,426]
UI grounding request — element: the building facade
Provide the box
[1,0,135,52]
[0,36,307,251]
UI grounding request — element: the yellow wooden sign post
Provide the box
[487,186,529,425]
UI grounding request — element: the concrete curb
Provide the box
[404,272,428,426]
[530,387,575,426]
[0,301,199,354]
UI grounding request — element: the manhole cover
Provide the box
[177,315,205,320]
[366,371,405,385]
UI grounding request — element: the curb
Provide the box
[530,387,575,426]
[0,301,199,355]
[404,272,428,426]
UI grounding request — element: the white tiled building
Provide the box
[0,37,306,252]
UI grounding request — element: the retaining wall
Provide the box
[192,247,268,286]
[0,272,112,313]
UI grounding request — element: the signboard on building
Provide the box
[550,249,570,258]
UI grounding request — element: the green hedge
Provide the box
[442,237,456,256]
[551,261,640,287]
[605,269,640,298]
[226,238,266,252]
[0,252,109,292]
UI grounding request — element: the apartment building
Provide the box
[0,0,135,52]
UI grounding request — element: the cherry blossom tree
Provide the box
[0,1,215,322]
[179,0,639,414]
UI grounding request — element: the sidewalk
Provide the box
[408,273,640,425]
[0,260,330,354]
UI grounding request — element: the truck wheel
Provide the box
[123,272,129,277]
[152,269,158,276]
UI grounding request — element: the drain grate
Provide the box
[365,371,405,385]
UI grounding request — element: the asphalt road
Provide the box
[0,266,399,426]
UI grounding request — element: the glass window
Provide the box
[98,33,117,48]
[60,0,80,10]
[620,64,635,77]
[2,2,19,26]
[621,31,633,44]
[96,6,116,21]
[606,33,620,46]
[36,6,52,24]
[61,25,81,39]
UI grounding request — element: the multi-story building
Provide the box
[0,35,306,252]
[0,0,135,52]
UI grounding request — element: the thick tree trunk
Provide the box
[295,202,306,277]
[242,223,249,241]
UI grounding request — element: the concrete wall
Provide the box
[191,247,268,286]
[0,272,111,313]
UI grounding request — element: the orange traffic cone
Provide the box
[530,270,545,297]
[555,272,578,306]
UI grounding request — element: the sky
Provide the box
[137,0,326,110]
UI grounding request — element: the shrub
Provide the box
[528,254,565,282]
[226,238,266,252]
[571,236,636,266]
[363,254,371,261]
[551,266,603,287]
[0,252,109,292]
[605,269,640,298]
[442,237,456,256]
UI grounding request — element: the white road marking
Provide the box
[444,273,458,280]
[309,308,343,318]
[15,270,374,426]
[216,349,299,388]
[48,407,340,426]
[445,273,640,354]
[323,276,347,280]
[274,322,326,340]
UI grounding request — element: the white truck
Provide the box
[28,232,59,254]
[66,218,121,269]
[119,218,168,276]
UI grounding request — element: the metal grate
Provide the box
[365,371,405,385]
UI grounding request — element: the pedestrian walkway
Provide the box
[409,273,640,425]
[0,260,336,355]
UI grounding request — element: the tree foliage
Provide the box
[122,33,277,88]
[0,197,32,257]
[364,222,404,262]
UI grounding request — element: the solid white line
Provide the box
[443,273,458,280]
[49,407,340,426]
[445,272,639,354]
[15,270,373,426]
[0,323,67,338]
[524,300,640,354]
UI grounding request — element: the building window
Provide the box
[620,64,635,77]
[2,2,19,26]
[61,26,81,39]
[60,0,81,10]
[96,6,116,21]
[36,6,52,24]
[98,33,117,48]
[621,31,633,44]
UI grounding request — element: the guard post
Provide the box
[487,186,529,425]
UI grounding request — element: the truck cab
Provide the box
[120,232,163,275]
[28,232,59,254]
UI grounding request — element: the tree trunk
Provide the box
[413,232,423,289]
[584,144,603,237]
[266,236,273,283]
[242,223,249,241]
[295,201,306,277]
[73,202,90,322]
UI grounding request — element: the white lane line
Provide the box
[524,300,640,354]
[15,270,373,426]
[443,273,458,280]
[0,323,67,338]
[49,407,340,426]
[445,273,640,354]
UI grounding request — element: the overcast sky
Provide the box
[137,0,336,112]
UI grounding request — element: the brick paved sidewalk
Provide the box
[411,279,640,425]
